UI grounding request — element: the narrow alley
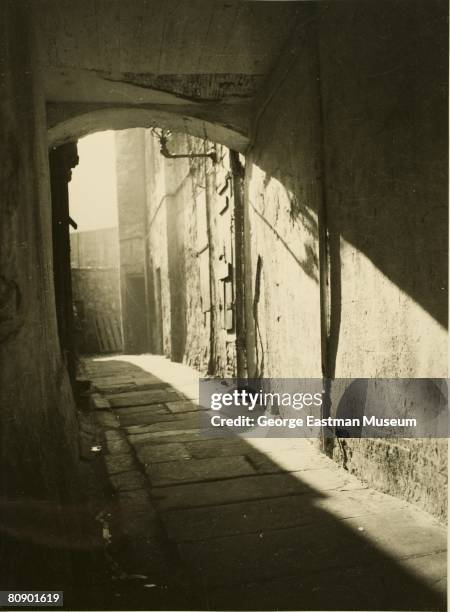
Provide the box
[78,356,446,611]
[1,2,447,611]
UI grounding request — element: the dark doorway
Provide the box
[154,267,164,354]
[125,273,149,353]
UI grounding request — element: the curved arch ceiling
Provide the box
[38,0,303,150]
[47,105,250,152]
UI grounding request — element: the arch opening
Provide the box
[47,106,250,153]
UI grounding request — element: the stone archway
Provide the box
[46,105,250,152]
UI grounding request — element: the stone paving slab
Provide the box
[152,472,314,509]
[400,550,447,593]
[184,438,250,459]
[177,510,446,589]
[123,414,204,435]
[90,374,139,383]
[152,468,364,511]
[92,371,165,381]
[103,428,130,454]
[136,442,192,465]
[104,438,130,454]
[87,366,130,374]
[108,389,183,407]
[90,393,111,410]
[182,439,332,470]
[121,410,206,429]
[95,381,169,395]
[109,470,148,492]
[162,487,407,542]
[104,429,126,445]
[246,448,332,474]
[117,490,161,539]
[117,488,153,509]
[177,522,372,588]
[128,429,206,446]
[207,553,446,611]
[165,400,207,413]
[145,456,256,486]
[119,411,183,428]
[84,367,137,380]
[95,411,120,429]
[113,404,169,417]
[246,437,316,455]
[343,509,446,558]
[104,453,138,475]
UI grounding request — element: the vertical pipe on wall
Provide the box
[230,150,247,379]
[312,5,337,455]
[204,151,216,375]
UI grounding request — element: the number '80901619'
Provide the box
[0,592,63,606]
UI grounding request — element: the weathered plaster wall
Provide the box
[316,0,448,520]
[141,130,236,375]
[247,1,447,519]
[244,18,323,381]
[318,0,447,379]
[0,1,85,587]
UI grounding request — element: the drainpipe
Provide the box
[312,8,334,456]
[230,150,247,380]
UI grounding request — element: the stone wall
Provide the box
[244,16,323,381]
[317,0,448,520]
[71,267,122,354]
[70,227,119,268]
[0,0,86,587]
[70,228,122,354]
[143,131,237,375]
[246,1,447,519]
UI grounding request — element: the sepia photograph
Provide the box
[0,1,448,611]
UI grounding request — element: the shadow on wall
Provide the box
[248,0,447,345]
[318,0,448,331]
[249,192,320,284]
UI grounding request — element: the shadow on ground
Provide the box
[5,356,444,611]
